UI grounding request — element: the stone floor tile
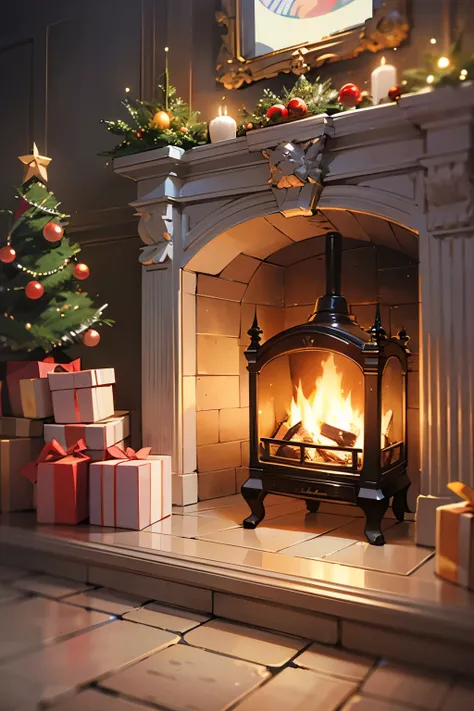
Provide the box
[0,620,178,706]
[195,499,305,523]
[63,588,148,615]
[50,688,155,710]
[234,666,357,711]
[342,694,407,711]
[0,565,28,582]
[145,513,239,538]
[184,618,306,667]
[324,539,433,575]
[12,573,92,599]
[0,597,110,661]
[0,583,24,605]
[201,512,355,553]
[440,683,474,711]
[0,668,43,711]
[294,642,375,681]
[124,601,210,633]
[363,662,451,709]
[280,535,357,560]
[102,642,270,711]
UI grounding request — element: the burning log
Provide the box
[320,423,357,448]
[276,421,313,460]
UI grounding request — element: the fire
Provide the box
[288,353,364,462]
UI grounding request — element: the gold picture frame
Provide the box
[216,0,410,90]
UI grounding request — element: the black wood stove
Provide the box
[241,232,411,545]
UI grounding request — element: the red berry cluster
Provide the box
[266,97,308,123]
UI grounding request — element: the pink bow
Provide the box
[106,445,152,461]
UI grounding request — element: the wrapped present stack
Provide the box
[10,362,171,530]
[0,358,80,514]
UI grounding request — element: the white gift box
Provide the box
[19,377,53,419]
[48,368,115,424]
[44,411,129,451]
[89,454,172,530]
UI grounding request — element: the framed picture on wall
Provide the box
[216,0,409,89]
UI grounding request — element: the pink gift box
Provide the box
[90,453,171,530]
[44,411,129,450]
[20,439,90,524]
[48,368,115,424]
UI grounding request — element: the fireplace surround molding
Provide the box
[114,84,474,547]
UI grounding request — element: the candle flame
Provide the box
[381,56,386,66]
[218,106,228,117]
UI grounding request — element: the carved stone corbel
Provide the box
[263,135,327,217]
[136,203,175,265]
[425,158,474,234]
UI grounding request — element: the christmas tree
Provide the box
[0,144,112,356]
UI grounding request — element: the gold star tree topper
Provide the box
[19,143,52,183]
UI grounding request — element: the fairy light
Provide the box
[15,257,71,277]
[25,323,31,330]
[430,38,437,45]
[426,75,435,84]
[438,56,450,69]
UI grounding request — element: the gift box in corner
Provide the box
[20,439,90,524]
[436,481,474,591]
[44,411,130,451]
[0,438,43,513]
[5,359,81,417]
[48,367,115,424]
[89,446,171,530]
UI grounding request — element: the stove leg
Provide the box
[306,499,320,514]
[242,478,267,529]
[392,484,412,522]
[357,497,389,546]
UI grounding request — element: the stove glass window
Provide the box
[258,349,364,471]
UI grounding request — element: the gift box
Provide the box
[44,411,129,451]
[6,359,80,417]
[20,439,90,524]
[0,437,43,512]
[89,446,171,530]
[0,415,48,438]
[436,481,474,591]
[19,378,53,419]
[48,368,115,424]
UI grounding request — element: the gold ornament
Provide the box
[19,143,52,183]
[151,111,171,130]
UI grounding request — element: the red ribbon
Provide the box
[20,438,89,484]
[37,358,81,378]
[106,445,152,461]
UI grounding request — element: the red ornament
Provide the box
[287,97,308,118]
[136,131,142,139]
[388,85,403,102]
[73,263,90,280]
[0,246,16,263]
[266,104,289,122]
[83,329,100,347]
[43,222,64,243]
[179,127,189,134]
[25,280,44,300]
[338,83,361,108]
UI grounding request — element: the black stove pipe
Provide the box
[309,231,352,325]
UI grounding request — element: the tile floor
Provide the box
[0,565,472,711]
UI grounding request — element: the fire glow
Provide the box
[284,353,393,465]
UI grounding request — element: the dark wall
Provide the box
[0,0,168,445]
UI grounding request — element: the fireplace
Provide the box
[243,232,411,545]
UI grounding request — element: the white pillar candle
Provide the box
[371,57,397,106]
[209,106,237,143]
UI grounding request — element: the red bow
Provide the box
[20,438,89,484]
[37,358,81,378]
[106,445,152,461]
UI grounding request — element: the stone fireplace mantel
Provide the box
[115,84,474,546]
